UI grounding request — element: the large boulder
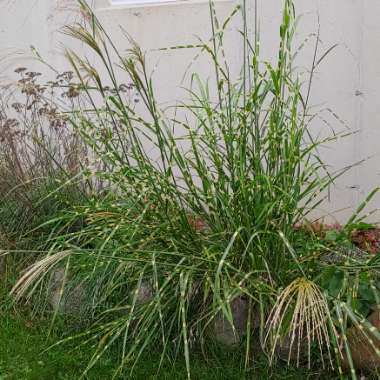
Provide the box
[212,297,259,346]
[48,267,86,315]
[49,270,154,315]
[342,310,380,370]
[275,330,308,364]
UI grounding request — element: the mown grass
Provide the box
[0,283,329,380]
[0,303,315,379]
[0,315,329,380]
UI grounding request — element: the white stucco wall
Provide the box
[1,0,379,223]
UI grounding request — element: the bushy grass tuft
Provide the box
[3,1,380,379]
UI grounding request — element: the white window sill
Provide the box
[96,0,233,11]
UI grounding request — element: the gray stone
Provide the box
[134,280,153,305]
[48,267,86,315]
[275,331,308,363]
[212,297,258,346]
[0,256,5,277]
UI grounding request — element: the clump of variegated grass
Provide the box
[7,0,380,379]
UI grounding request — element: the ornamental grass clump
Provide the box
[8,0,380,378]
[0,67,91,236]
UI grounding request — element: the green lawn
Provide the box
[0,306,337,380]
[0,280,348,380]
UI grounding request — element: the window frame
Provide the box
[96,0,232,10]
[109,0,186,5]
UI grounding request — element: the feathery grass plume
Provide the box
[265,277,338,368]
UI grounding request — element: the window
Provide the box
[110,0,181,5]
